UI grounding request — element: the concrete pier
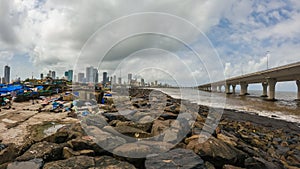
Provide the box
[267,78,277,100]
[261,82,268,97]
[225,84,231,94]
[232,85,236,94]
[240,83,248,95]
[297,80,300,100]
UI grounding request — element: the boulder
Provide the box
[0,143,19,164]
[222,164,245,169]
[113,143,151,158]
[145,148,206,169]
[94,155,136,169]
[67,137,104,154]
[16,141,63,162]
[43,156,95,169]
[186,136,247,168]
[115,121,152,133]
[244,157,283,169]
[7,158,43,169]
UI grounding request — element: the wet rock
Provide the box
[62,147,94,158]
[0,143,19,165]
[43,123,84,143]
[160,112,178,120]
[113,143,151,158]
[103,112,126,122]
[151,120,173,136]
[205,161,216,169]
[115,121,152,133]
[16,141,63,162]
[67,137,104,154]
[87,126,126,150]
[114,126,152,138]
[43,155,95,169]
[145,148,206,169]
[94,155,136,169]
[7,158,43,169]
[84,114,107,129]
[222,164,245,169]
[186,136,247,168]
[244,157,283,169]
[286,149,300,167]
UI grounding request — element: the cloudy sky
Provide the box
[0,0,299,90]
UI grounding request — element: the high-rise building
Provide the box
[78,73,85,82]
[1,77,5,84]
[51,71,56,79]
[141,78,145,86]
[113,75,117,85]
[4,65,10,84]
[40,73,44,80]
[93,68,99,83]
[103,72,107,85]
[118,77,122,84]
[68,70,73,81]
[86,66,93,83]
[128,73,132,84]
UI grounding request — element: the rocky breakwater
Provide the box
[0,88,299,169]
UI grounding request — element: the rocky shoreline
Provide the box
[0,88,299,169]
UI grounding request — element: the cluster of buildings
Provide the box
[0,64,169,88]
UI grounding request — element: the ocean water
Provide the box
[154,88,300,124]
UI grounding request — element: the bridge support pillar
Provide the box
[240,83,248,95]
[218,85,222,92]
[296,80,300,100]
[225,84,231,94]
[261,82,268,97]
[211,85,217,92]
[267,78,277,100]
[232,85,236,94]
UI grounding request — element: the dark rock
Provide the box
[94,155,136,169]
[62,147,94,158]
[145,148,206,169]
[103,112,126,121]
[67,138,104,155]
[84,114,107,129]
[7,158,43,169]
[244,157,283,169]
[0,143,19,164]
[222,164,244,169]
[43,156,95,169]
[116,121,152,133]
[16,141,63,162]
[42,123,84,143]
[160,112,178,120]
[86,126,126,150]
[113,126,152,138]
[113,143,151,158]
[186,136,247,168]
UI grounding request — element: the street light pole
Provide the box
[266,51,270,70]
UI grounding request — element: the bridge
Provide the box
[198,61,300,100]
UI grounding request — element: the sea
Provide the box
[154,88,300,124]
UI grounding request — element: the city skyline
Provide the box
[0,0,299,91]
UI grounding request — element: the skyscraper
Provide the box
[103,72,107,85]
[4,65,10,84]
[128,73,132,84]
[78,73,85,82]
[93,68,99,83]
[118,77,122,84]
[40,73,44,80]
[113,75,117,85]
[141,78,145,86]
[68,70,73,81]
[86,66,94,83]
[51,71,56,79]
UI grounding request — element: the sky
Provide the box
[0,0,299,91]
